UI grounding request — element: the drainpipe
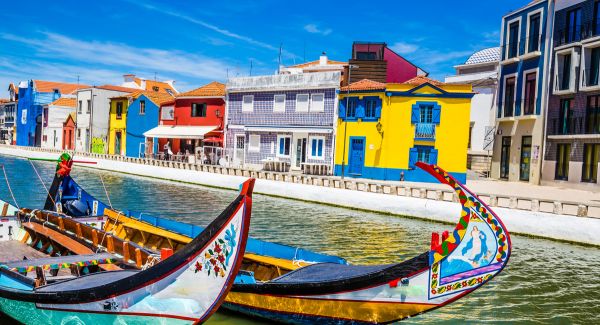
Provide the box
[88,88,94,153]
[539,0,556,185]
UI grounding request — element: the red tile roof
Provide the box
[133,77,177,94]
[177,81,225,97]
[49,97,77,108]
[403,76,444,86]
[0,99,9,104]
[33,80,90,94]
[340,79,386,92]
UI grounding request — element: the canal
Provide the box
[0,154,598,324]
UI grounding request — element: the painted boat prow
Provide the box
[0,178,256,324]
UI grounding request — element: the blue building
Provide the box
[493,0,554,184]
[16,80,87,146]
[125,92,174,158]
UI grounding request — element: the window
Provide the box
[86,99,91,113]
[507,21,520,59]
[365,99,377,119]
[191,103,207,117]
[528,13,541,53]
[277,135,291,157]
[587,95,600,134]
[273,94,286,113]
[43,107,48,127]
[77,128,81,139]
[420,105,433,123]
[116,102,123,119]
[565,8,582,43]
[523,72,537,115]
[161,106,174,120]
[558,99,573,135]
[520,136,532,181]
[310,93,324,112]
[417,147,431,164]
[140,100,146,115]
[356,51,377,60]
[595,1,600,37]
[78,100,82,114]
[409,146,438,169]
[503,76,516,117]
[152,86,160,92]
[242,95,254,112]
[346,99,357,118]
[500,137,511,179]
[309,136,325,160]
[582,144,600,182]
[296,94,309,112]
[555,143,571,180]
[248,134,260,152]
[166,89,173,96]
[585,47,600,88]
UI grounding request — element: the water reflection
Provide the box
[0,155,598,324]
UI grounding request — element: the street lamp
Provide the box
[340,64,359,179]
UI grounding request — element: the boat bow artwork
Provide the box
[0,178,255,324]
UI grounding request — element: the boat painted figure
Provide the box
[0,177,255,324]
[45,158,511,324]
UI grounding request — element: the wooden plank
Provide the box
[106,235,115,253]
[123,241,131,262]
[22,222,93,255]
[0,241,47,262]
[1,203,8,216]
[92,229,98,247]
[135,248,142,268]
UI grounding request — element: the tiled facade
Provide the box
[543,0,600,189]
[225,72,340,171]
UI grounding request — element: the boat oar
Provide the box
[27,158,97,164]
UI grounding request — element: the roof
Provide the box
[464,47,501,65]
[403,76,444,86]
[139,91,176,106]
[33,80,90,94]
[65,112,76,123]
[288,59,347,68]
[340,79,386,92]
[0,99,8,104]
[134,77,177,94]
[49,97,77,108]
[95,85,140,93]
[177,81,225,97]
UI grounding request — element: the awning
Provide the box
[202,137,223,143]
[143,125,218,139]
[243,126,333,134]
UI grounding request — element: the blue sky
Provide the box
[0,1,528,97]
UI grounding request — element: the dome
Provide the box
[464,47,501,65]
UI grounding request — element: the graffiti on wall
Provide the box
[92,137,106,154]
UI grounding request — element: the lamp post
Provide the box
[340,64,358,179]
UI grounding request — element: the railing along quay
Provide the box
[9,145,600,219]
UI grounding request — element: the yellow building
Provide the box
[108,96,129,155]
[334,77,474,183]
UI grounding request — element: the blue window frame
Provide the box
[347,99,358,118]
[409,146,438,169]
[411,102,441,124]
[277,135,291,157]
[309,137,324,159]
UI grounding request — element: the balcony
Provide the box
[500,36,543,64]
[554,71,575,94]
[556,22,600,47]
[498,101,515,120]
[548,115,600,137]
[414,123,436,141]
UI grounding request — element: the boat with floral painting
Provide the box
[44,157,511,324]
[0,178,255,324]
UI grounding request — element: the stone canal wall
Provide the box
[2,145,600,246]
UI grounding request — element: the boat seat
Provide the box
[2,253,119,270]
[270,263,393,284]
[23,222,93,255]
[36,270,139,292]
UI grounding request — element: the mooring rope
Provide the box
[99,174,113,209]
[28,160,56,208]
[1,165,19,209]
[96,210,124,253]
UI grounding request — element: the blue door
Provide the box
[349,138,365,175]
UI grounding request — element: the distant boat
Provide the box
[0,178,255,324]
[45,158,511,324]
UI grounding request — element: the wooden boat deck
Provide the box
[0,241,46,263]
[23,222,93,255]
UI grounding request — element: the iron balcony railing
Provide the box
[498,101,515,118]
[415,123,436,140]
[548,114,600,135]
[501,36,543,61]
[555,22,600,47]
[521,97,538,116]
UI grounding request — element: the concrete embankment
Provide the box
[1,145,600,247]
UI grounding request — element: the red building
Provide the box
[146,82,226,161]
[62,113,75,150]
[347,42,428,84]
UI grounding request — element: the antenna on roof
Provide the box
[154,72,157,81]
[303,41,306,63]
[250,60,253,77]
[278,43,283,74]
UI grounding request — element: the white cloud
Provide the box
[390,42,419,55]
[304,24,332,36]
[1,32,231,81]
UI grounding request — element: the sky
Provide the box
[0,1,529,97]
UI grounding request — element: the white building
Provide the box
[279,53,346,75]
[445,47,500,176]
[41,96,76,150]
[74,85,136,153]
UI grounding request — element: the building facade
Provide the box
[494,0,554,184]
[446,47,500,176]
[146,82,225,161]
[334,77,473,183]
[543,0,600,189]
[16,80,87,147]
[62,113,75,150]
[1,83,18,144]
[125,92,174,158]
[41,97,76,150]
[74,85,136,154]
[226,72,340,172]
[108,96,129,155]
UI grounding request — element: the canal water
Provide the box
[0,154,598,324]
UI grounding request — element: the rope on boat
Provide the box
[99,174,113,209]
[28,160,56,208]
[95,210,124,253]
[1,165,19,209]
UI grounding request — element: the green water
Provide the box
[0,154,598,324]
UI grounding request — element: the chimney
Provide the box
[140,79,146,90]
[123,74,135,82]
[320,52,328,65]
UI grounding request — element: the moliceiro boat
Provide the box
[49,158,511,324]
[0,177,256,324]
